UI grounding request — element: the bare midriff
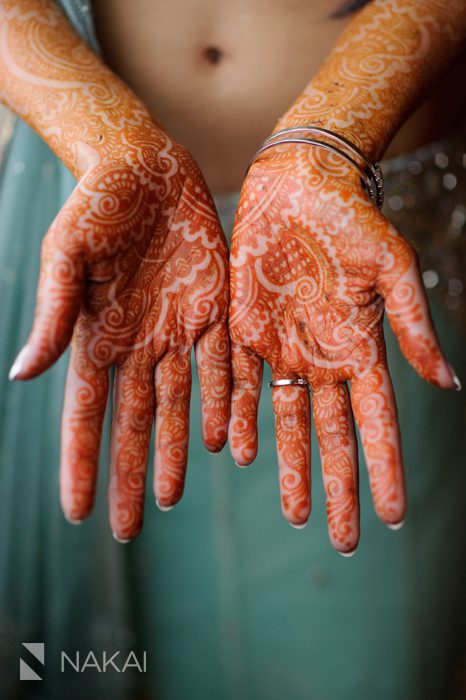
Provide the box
[92,0,466,194]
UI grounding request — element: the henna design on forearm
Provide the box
[275,0,466,159]
[229,0,464,554]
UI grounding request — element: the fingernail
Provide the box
[8,345,30,381]
[338,549,357,558]
[112,532,131,544]
[289,521,308,530]
[447,364,461,391]
[155,499,174,512]
[234,460,248,468]
[64,514,83,525]
[387,518,404,531]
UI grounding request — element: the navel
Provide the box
[203,46,223,65]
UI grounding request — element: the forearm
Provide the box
[0,0,163,178]
[274,0,466,160]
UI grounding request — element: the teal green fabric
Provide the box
[0,115,465,700]
[55,0,100,53]
[0,4,465,698]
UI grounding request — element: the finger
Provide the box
[195,320,230,453]
[9,216,85,381]
[228,343,263,467]
[60,338,109,524]
[376,226,456,389]
[271,381,311,528]
[153,350,191,509]
[350,363,406,527]
[108,358,154,542]
[312,382,360,554]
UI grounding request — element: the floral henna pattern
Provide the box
[312,383,359,550]
[0,0,230,540]
[228,148,456,553]
[272,384,311,528]
[229,0,465,553]
[274,0,466,159]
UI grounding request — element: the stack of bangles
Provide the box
[245,124,385,391]
[246,125,384,209]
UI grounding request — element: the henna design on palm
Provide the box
[228,0,465,554]
[1,0,230,540]
[228,147,456,553]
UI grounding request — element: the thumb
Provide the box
[9,219,85,381]
[376,227,458,390]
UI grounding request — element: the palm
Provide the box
[229,147,454,553]
[17,136,230,540]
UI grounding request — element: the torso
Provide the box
[92,0,466,194]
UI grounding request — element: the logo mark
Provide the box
[20,643,45,680]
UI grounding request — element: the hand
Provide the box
[9,131,230,541]
[228,145,457,554]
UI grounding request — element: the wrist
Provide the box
[0,0,171,179]
[272,112,381,162]
[249,128,383,208]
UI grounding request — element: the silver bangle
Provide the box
[247,125,384,209]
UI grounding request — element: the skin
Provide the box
[229,147,455,551]
[272,0,466,159]
[0,0,230,541]
[229,0,466,553]
[1,0,464,551]
[91,0,466,193]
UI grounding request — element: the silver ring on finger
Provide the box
[269,378,309,388]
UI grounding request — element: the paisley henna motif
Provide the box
[230,0,465,553]
[229,147,457,553]
[0,0,230,540]
[274,0,466,159]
